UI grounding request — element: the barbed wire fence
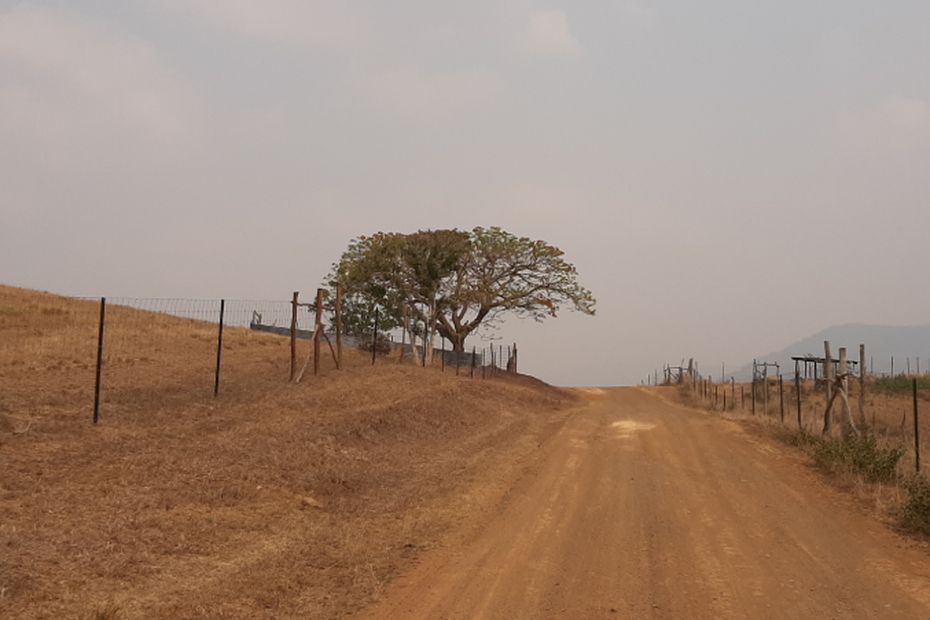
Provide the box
[648,345,930,477]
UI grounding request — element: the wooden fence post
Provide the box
[399,305,408,362]
[335,286,343,369]
[858,344,866,427]
[914,378,921,475]
[289,291,298,382]
[471,346,476,378]
[779,375,785,424]
[441,337,445,373]
[795,368,802,430]
[313,288,323,375]
[823,341,833,434]
[371,307,379,366]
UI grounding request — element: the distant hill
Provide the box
[732,324,930,380]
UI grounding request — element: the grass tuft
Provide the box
[786,431,904,483]
[900,475,930,535]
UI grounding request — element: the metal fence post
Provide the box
[214,299,225,397]
[92,297,106,424]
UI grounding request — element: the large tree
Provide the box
[328,227,595,353]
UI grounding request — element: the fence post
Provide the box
[290,291,298,382]
[371,307,379,366]
[751,375,756,416]
[441,337,445,372]
[399,305,408,363]
[858,344,866,427]
[779,375,785,424]
[914,378,921,475]
[823,341,833,434]
[471,346,476,378]
[214,299,225,397]
[335,286,343,369]
[795,368,802,430]
[422,321,428,368]
[313,288,323,375]
[93,297,106,424]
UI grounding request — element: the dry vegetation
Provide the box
[671,376,930,536]
[0,285,575,618]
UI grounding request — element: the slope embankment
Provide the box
[0,287,576,618]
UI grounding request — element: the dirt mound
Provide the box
[0,287,574,618]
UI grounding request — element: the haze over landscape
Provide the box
[3,1,930,385]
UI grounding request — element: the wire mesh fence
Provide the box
[0,290,523,428]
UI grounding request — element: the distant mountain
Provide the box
[732,324,930,380]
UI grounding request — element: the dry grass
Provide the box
[0,285,575,618]
[671,377,930,535]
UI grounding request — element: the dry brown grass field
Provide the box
[0,286,575,618]
[672,376,930,527]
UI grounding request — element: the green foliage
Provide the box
[327,227,595,349]
[808,434,904,483]
[871,376,930,394]
[901,475,930,535]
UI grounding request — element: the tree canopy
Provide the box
[328,227,595,352]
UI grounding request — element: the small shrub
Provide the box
[810,434,904,483]
[901,475,930,536]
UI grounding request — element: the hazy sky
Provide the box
[2,1,929,386]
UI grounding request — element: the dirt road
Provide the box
[358,388,930,619]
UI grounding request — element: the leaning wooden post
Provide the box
[93,297,106,424]
[914,378,921,474]
[822,341,833,434]
[313,288,323,375]
[837,347,859,437]
[289,291,299,382]
[335,286,343,369]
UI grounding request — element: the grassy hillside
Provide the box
[0,286,575,618]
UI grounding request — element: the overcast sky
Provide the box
[2,1,929,386]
